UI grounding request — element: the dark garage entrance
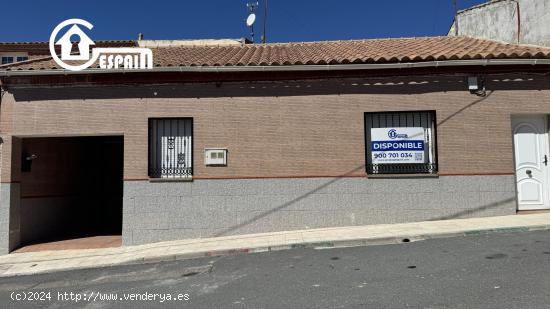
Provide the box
[16,136,123,251]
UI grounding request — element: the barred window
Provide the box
[364,111,437,175]
[148,118,193,178]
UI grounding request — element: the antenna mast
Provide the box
[246,2,259,43]
[262,0,268,43]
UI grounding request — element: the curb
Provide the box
[1,223,549,278]
[129,224,550,267]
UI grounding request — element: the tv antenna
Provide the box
[246,2,258,43]
[261,0,268,43]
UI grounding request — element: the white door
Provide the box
[512,115,550,210]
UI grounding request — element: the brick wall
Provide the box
[2,73,550,181]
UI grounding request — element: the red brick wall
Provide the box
[2,73,550,181]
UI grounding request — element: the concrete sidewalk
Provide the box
[1,213,550,277]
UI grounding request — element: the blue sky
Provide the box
[2,0,486,43]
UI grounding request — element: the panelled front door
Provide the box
[512,115,550,210]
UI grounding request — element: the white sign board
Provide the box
[371,127,425,164]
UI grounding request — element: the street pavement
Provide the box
[1,230,550,308]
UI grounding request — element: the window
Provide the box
[1,55,29,64]
[148,118,193,178]
[1,57,14,65]
[364,111,437,175]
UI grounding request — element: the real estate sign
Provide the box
[371,127,425,164]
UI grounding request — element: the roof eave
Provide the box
[2,59,550,77]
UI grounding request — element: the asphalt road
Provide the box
[1,230,550,309]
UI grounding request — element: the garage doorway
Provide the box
[16,136,123,251]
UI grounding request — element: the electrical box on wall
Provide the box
[204,148,227,166]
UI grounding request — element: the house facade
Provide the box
[1,36,550,254]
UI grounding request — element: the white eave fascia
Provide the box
[1,59,550,77]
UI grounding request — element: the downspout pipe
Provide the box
[510,0,521,44]
[513,0,521,44]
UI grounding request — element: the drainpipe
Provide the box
[499,0,522,44]
[512,0,521,44]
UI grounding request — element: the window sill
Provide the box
[366,173,439,179]
[148,177,194,183]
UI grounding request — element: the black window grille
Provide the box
[364,111,438,175]
[148,118,193,178]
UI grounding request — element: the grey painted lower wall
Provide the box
[122,175,517,246]
[0,184,9,255]
[0,183,20,255]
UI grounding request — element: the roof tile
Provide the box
[2,36,550,71]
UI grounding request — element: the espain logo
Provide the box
[387,129,408,139]
[49,18,153,71]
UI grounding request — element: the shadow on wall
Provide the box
[437,90,493,127]
[428,197,516,221]
[7,74,550,101]
[215,165,515,237]
[214,164,366,237]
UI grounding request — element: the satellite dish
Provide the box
[246,13,256,27]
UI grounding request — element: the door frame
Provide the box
[10,134,124,252]
[512,114,550,211]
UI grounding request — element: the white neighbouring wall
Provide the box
[448,0,550,47]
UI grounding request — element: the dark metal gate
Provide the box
[148,118,193,178]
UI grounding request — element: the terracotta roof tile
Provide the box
[2,36,550,72]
